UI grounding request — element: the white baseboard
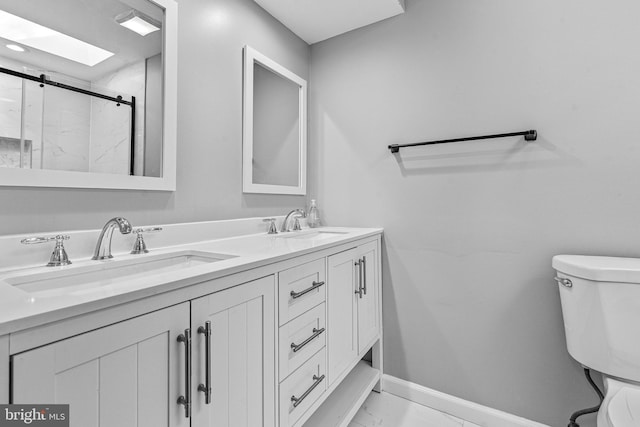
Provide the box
[381,375,550,427]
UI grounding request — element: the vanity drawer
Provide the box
[279,303,326,381]
[278,258,326,325]
[279,349,326,427]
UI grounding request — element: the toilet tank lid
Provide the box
[553,255,640,283]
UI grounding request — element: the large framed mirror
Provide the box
[243,46,307,195]
[0,0,177,190]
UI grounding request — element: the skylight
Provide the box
[0,10,114,67]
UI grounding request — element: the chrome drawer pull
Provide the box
[177,329,192,418]
[197,321,212,404]
[290,328,325,353]
[290,281,325,299]
[355,260,363,298]
[291,374,325,408]
[362,256,367,295]
[554,277,573,288]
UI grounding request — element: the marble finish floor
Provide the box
[348,391,482,427]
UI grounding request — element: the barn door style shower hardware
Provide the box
[388,129,537,153]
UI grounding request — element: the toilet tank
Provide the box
[553,255,640,382]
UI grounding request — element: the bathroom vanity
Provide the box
[0,219,382,427]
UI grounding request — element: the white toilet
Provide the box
[553,255,640,427]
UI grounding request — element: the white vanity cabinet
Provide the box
[276,258,328,427]
[282,238,382,427]
[10,275,276,427]
[355,241,380,355]
[3,229,382,427]
[327,241,380,387]
[191,275,275,427]
[326,248,358,385]
[12,303,191,427]
[0,335,8,404]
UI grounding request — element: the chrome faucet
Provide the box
[281,209,306,232]
[92,217,133,260]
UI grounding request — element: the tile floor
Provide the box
[348,391,482,427]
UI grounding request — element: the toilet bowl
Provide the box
[553,255,640,427]
[597,377,640,427]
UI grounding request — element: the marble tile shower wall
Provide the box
[0,56,146,175]
[0,57,89,171]
[0,73,20,139]
[0,63,90,172]
[0,73,22,168]
[0,138,28,168]
[42,84,91,172]
[24,80,44,169]
[90,60,146,176]
[0,75,45,169]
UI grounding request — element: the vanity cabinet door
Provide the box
[356,241,380,354]
[191,275,276,427]
[12,303,190,427]
[0,335,8,404]
[326,248,358,386]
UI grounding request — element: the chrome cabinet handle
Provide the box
[290,281,324,299]
[197,321,212,404]
[362,256,367,295]
[177,329,192,418]
[291,374,325,408]
[291,328,325,353]
[554,277,573,288]
[354,260,363,298]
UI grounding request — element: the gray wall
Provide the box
[0,0,310,236]
[309,0,640,425]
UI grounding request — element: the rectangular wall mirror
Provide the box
[243,45,307,195]
[0,0,177,190]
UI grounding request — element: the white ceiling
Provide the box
[0,0,162,82]
[254,0,405,45]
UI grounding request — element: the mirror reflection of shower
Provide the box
[0,0,164,177]
[0,64,137,175]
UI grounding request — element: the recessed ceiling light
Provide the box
[115,10,161,36]
[6,44,26,52]
[0,10,114,66]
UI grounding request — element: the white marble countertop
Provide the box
[0,226,382,335]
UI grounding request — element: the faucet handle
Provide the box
[21,234,69,244]
[21,235,72,267]
[135,227,163,234]
[293,218,302,231]
[263,218,278,235]
[131,227,163,254]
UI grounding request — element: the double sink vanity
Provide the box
[0,217,383,427]
[0,1,378,424]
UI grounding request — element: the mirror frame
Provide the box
[242,45,307,195]
[0,0,178,191]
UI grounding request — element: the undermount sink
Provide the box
[278,230,349,240]
[5,250,234,296]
